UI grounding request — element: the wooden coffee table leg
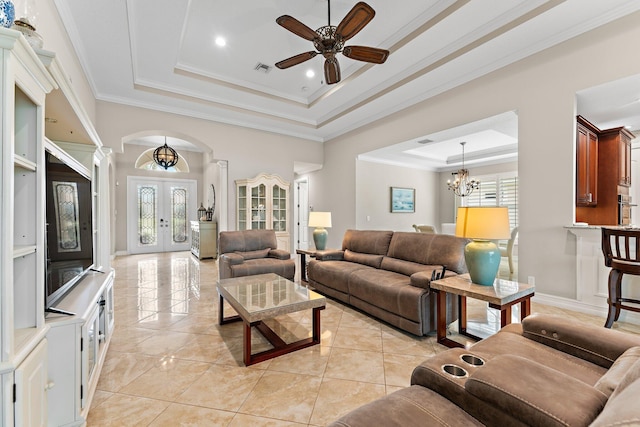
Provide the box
[243,321,252,366]
[521,297,531,321]
[312,307,321,342]
[218,294,224,325]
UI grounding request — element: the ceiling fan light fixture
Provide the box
[275,1,389,85]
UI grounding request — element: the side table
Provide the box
[430,274,535,348]
[296,249,317,282]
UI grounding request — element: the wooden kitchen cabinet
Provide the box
[599,127,634,187]
[576,116,599,207]
[576,116,636,226]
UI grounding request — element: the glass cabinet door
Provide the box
[272,185,287,232]
[251,184,266,229]
[237,185,247,229]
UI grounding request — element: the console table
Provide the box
[430,274,535,348]
[190,221,217,259]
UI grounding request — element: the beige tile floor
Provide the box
[87,252,640,426]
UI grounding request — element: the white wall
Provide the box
[96,102,324,251]
[355,160,440,232]
[314,12,640,301]
[34,0,97,124]
[113,145,205,253]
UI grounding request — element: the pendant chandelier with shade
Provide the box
[153,136,179,170]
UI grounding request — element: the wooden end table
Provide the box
[430,274,535,348]
[296,249,317,282]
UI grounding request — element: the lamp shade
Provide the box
[308,212,332,228]
[455,206,511,286]
[455,207,510,240]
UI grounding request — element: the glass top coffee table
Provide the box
[217,273,326,366]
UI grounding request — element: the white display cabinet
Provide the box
[0,26,112,425]
[45,270,114,426]
[235,173,290,251]
[0,27,56,426]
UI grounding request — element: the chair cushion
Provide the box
[236,248,270,260]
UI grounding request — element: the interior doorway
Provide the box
[127,176,197,254]
[294,178,310,250]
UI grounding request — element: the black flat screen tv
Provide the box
[44,150,94,313]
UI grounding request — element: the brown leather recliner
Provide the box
[218,229,295,281]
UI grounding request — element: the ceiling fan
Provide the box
[275,1,390,85]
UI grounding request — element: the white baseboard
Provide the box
[114,250,129,257]
[533,293,640,326]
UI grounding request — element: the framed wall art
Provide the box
[390,187,415,213]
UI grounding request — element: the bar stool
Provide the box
[601,227,640,328]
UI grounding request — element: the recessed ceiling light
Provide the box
[215,37,226,47]
[306,69,315,78]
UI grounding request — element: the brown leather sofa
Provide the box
[307,229,469,336]
[330,313,640,427]
[218,229,295,280]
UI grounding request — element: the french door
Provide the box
[127,177,197,254]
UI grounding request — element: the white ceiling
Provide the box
[52,0,640,168]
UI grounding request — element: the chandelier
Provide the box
[447,142,479,197]
[153,137,179,170]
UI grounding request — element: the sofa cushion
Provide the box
[594,346,640,397]
[468,329,607,386]
[589,375,640,426]
[348,269,427,323]
[236,248,270,260]
[308,260,371,295]
[341,229,393,255]
[409,270,457,290]
[328,385,484,427]
[466,354,608,427]
[386,232,469,274]
[607,357,640,402]
[344,249,383,268]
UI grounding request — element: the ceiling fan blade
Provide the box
[324,56,341,85]
[343,45,389,64]
[275,51,318,69]
[276,15,319,41]
[335,2,375,41]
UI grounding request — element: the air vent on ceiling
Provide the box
[254,63,272,73]
[417,138,433,144]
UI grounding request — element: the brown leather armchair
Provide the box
[218,229,295,280]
